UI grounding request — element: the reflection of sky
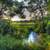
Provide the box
[22,31,38,45]
[28,32,37,43]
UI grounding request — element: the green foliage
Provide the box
[0,0,49,50]
[48,0,50,11]
[0,20,34,39]
[0,35,24,50]
[0,16,49,50]
[0,17,48,37]
[0,35,43,50]
[0,34,49,50]
[47,21,50,34]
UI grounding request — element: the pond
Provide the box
[28,31,38,43]
[23,31,38,45]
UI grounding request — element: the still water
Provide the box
[23,31,38,45]
[28,31,38,43]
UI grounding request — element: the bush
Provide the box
[0,20,34,39]
[47,21,50,34]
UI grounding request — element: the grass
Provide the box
[10,21,35,28]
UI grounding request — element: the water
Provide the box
[28,31,37,43]
[23,31,38,45]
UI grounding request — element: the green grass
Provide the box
[10,21,34,28]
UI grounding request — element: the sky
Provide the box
[13,0,24,2]
[17,0,30,2]
[17,0,24,2]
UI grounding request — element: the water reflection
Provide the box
[23,31,38,45]
[28,31,38,43]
